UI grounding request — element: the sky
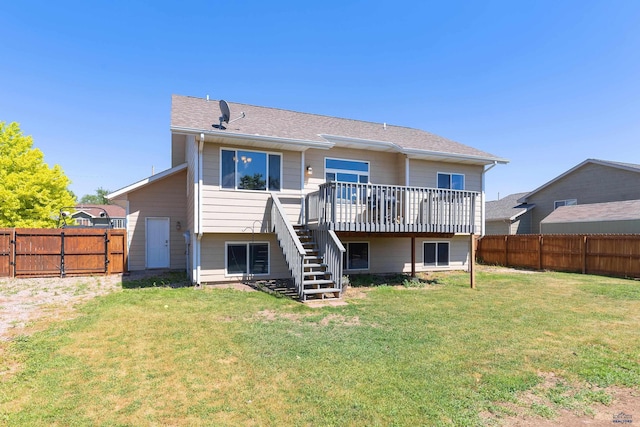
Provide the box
[1,1,639,201]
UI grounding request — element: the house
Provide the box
[518,159,640,233]
[540,199,640,234]
[484,192,535,235]
[71,204,126,228]
[108,95,507,299]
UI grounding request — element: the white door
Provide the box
[146,218,170,268]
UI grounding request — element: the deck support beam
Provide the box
[411,236,416,277]
[470,234,476,289]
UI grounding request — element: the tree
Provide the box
[0,122,76,228]
[80,187,111,204]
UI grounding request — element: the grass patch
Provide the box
[121,271,190,289]
[1,269,639,425]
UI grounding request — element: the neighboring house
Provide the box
[72,204,126,228]
[484,192,535,235]
[540,199,640,234]
[109,95,507,299]
[519,159,640,234]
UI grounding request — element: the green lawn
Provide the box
[1,269,639,426]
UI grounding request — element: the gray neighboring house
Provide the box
[519,159,640,234]
[541,199,640,234]
[485,192,535,235]
[72,204,126,228]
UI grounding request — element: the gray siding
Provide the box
[528,163,640,233]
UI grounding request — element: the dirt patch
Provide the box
[0,274,123,340]
[483,372,639,426]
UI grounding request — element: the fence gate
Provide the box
[0,228,127,278]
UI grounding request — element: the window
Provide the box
[342,242,369,270]
[221,149,281,191]
[325,158,369,201]
[423,242,449,266]
[226,242,269,275]
[437,173,464,190]
[554,199,577,209]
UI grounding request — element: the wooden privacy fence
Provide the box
[0,228,127,278]
[477,234,640,279]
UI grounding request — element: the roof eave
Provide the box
[108,163,188,199]
[171,126,334,151]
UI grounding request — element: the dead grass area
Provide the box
[483,372,639,426]
[0,274,123,341]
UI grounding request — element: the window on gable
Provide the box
[226,242,269,275]
[221,149,281,191]
[342,242,369,270]
[437,173,464,190]
[554,199,577,210]
[423,242,449,266]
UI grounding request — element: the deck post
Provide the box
[411,236,416,277]
[470,234,476,289]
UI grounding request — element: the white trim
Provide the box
[108,163,187,199]
[422,241,450,267]
[224,241,271,277]
[343,241,370,271]
[171,126,333,151]
[220,147,283,192]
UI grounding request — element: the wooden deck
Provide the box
[305,183,479,234]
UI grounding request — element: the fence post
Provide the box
[582,235,588,274]
[538,235,543,271]
[504,235,508,267]
[10,229,16,278]
[105,231,110,275]
[60,231,65,278]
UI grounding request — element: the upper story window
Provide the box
[325,158,369,184]
[554,199,577,209]
[437,173,464,190]
[221,149,281,191]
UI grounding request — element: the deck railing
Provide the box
[271,194,305,299]
[306,182,478,233]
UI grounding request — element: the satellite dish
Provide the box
[213,99,245,130]
[219,100,230,124]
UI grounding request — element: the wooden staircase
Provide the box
[294,225,341,301]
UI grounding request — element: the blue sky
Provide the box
[1,1,639,201]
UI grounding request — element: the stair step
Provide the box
[303,263,326,269]
[303,270,331,277]
[303,287,341,295]
[303,279,335,286]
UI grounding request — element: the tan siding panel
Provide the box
[126,170,188,270]
[340,235,470,275]
[199,233,290,283]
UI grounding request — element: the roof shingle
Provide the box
[171,95,505,163]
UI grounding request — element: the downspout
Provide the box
[300,151,305,225]
[481,161,498,237]
[196,133,205,286]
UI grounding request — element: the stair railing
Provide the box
[310,228,345,294]
[270,193,306,299]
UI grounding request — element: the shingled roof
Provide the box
[485,192,535,221]
[541,199,640,224]
[171,95,507,165]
